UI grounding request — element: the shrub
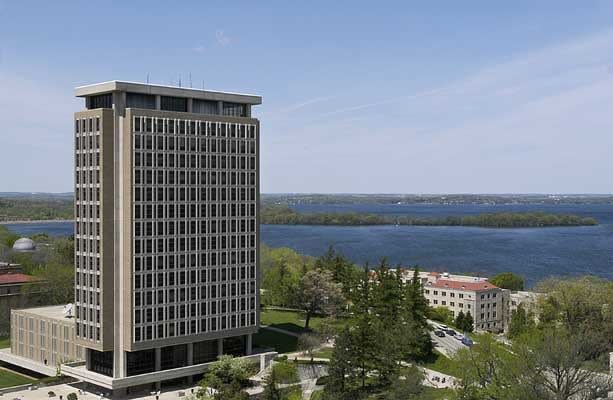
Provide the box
[67,393,77,400]
[272,360,298,384]
[199,355,251,390]
[315,375,331,386]
[427,307,454,324]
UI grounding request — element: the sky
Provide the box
[1,1,613,194]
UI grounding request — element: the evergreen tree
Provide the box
[315,245,357,296]
[398,267,433,361]
[508,304,532,338]
[350,265,377,389]
[326,326,353,396]
[455,311,466,330]
[261,368,282,400]
[370,261,404,383]
[463,311,474,333]
[405,268,429,327]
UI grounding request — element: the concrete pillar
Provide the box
[246,334,252,356]
[260,354,266,371]
[217,338,223,356]
[85,348,92,370]
[155,95,161,110]
[187,343,193,365]
[186,343,194,384]
[155,348,162,371]
[155,348,162,390]
[187,98,193,113]
[217,101,223,115]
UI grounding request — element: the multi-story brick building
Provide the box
[399,270,509,333]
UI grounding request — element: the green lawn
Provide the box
[312,347,334,359]
[261,309,346,334]
[253,327,298,354]
[419,350,458,376]
[310,390,324,400]
[0,369,36,389]
[420,387,455,400]
[257,309,348,354]
[0,337,10,349]
[261,309,322,333]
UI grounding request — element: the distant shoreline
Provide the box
[0,219,74,225]
[262,205,599,228]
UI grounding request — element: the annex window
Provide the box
[161,96,187,112]
[193,99,219,115]
[222,102,246,117]
[87,94,113,109]
[126,93,156,109]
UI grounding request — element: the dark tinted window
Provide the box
[126,93,156,109]
[88,94,113,109]
[222,102,246,117]
[193,99,219,115]
[161,96,187,112]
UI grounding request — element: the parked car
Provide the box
[461,337,474,347]
[454,334,465,341]
[445,329,456,336]
[434,330,446,337]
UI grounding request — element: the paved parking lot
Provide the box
[428,322,469,356]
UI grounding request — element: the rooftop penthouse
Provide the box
[75,80,262,117]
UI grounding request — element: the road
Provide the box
[428,321,469,357]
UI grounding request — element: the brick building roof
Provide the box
[428,279,498,292]
[0,273,38,285]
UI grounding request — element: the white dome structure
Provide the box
[12,237,36,252]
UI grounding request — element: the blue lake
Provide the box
[4,203,613,286]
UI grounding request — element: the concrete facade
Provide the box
[70,81,262,388]
[10,306,83,368]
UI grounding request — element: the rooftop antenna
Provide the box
[202,80,205,90]
[146,73,150,84]
[189,72,192,88]
[179,75,182,87]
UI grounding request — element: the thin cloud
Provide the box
[215,30,231,47]
[277,95,335,114]
[265,28,613,193]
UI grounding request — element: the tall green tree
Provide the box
[507,304,533,339]
[453,334,523,400]
[315,246,358,296]
[455,311,474,332]
[349,266,378,389]
[463,311,474,333]
[404,268,429,326]
[398,268,433,361]
[490,272,524,291]
[326,326,354,397]
[261,368,282,400]
[197,355,250,400]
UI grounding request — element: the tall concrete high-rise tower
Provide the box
[72,81,261,389]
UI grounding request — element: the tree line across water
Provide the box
[261,204,598,227]
[0,196,599,228]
